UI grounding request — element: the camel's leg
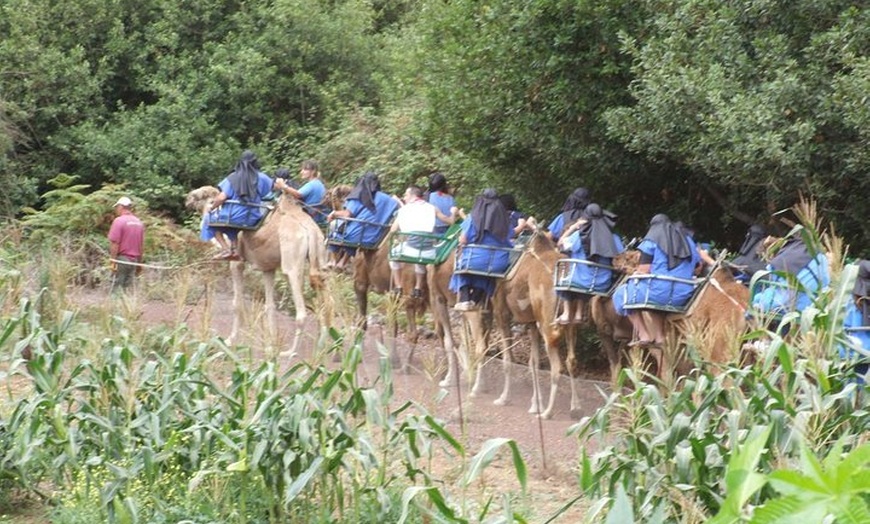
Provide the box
[493,307,514,406]
[434,298,458,387]
[565,325,583,419]
[538,327,562,420]
[280,256,307,323]
[527,327,543,415]
[262,270,278,344]
[467,309,488,397]
[354,268,369,332]
[229,260,246,344]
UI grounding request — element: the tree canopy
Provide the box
[1,0,867,253]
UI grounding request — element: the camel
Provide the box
[590,253,749,381]
[489,232,566,419]
[185,186,327,344]
[433,231,568,419]
[351,241,429,370]
[557,251,636,417]
[326,186,428,371]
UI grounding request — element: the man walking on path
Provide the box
[108,196,145,292]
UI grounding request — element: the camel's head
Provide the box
[326,184,353,211]
[185,186,220,214]
[613,250,640,272]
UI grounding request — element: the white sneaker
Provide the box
[453,301,477,312]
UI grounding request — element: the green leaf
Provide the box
[463,438,526,492]
[604,485,634,524]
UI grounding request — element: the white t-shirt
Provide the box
[394,199,438,255]
[396,199,437,233]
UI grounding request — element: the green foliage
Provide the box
[605,0,870,250]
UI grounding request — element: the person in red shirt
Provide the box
[108,196,145,292]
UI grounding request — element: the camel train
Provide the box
[188,170,859,419]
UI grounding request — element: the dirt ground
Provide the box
[3,281,615,522]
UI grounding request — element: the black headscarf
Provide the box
[227,150,261,201]
[769,234,814,274]
[346,171,381,212]
[644,214,692,270]
[560,187,592,225]
[428,172,448,193]
[737,224,767,257]
[469,188,509,242]
[732,224,767,272]
[854,260,870,324]
[499,193,519,212]
[579,203,621,259]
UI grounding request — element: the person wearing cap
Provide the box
[275,159,328,225]
[545,187,592,243]
[201,150,275,259]
[108,196,145,292]
[750,228,830,318]
[327,171,400,268]
[555,203,624,323]
[612,213,700,346]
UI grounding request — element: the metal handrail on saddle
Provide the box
[206,199,274,231]
[452,241,528,279]
[388,221,463,266]
[326,213,396,251]
[622,256,725,315]
[553,258,623,297]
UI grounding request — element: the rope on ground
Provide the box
[109,258,223,271]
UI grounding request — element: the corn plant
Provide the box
[2,290,531,523]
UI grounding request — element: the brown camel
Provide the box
[185,187,326,344]
[325,185,428,371]
[489,231,566,419]
[590,253,749,381]
[558,251,636,417]
[434,231,568,419]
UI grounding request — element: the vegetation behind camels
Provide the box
[1,0,867,253]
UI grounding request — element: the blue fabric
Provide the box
[332,191,399,247]
[201,172,273,241]
[507,210,527,240]
[547,214,566,242]
[449,219,513,298]
[563,231,625,292]
[299,178,328,224]
[613,237,700,316]
[429,192,455,230]
[842,301,870,359]
[751,253,830,316]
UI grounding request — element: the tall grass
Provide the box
[574,200,870,522]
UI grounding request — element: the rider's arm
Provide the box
[208,191,228,212]
[276,178,303,199]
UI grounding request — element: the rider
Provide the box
[450,188,512,311]
[546,187,592,243]
[730,224,768,283]
[555,203,624,323]
[275,159,328,225]
[389,184,458,299]
[327,172,400,269]
[201,150,274,260]
[426,172,456,236]
[612,213,700,347]
[499,193,533,241]
[842,260,870,381]
[750,227,830,319]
